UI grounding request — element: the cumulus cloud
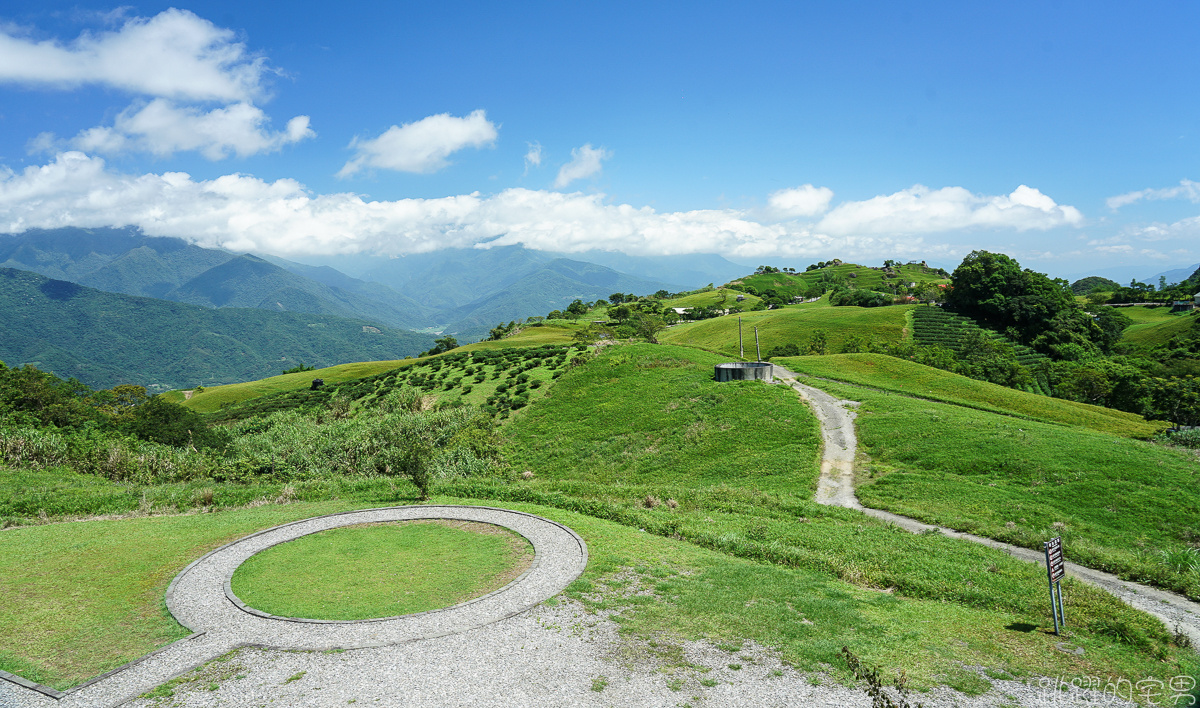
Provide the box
[50,99,314,160]
[816,184,1082,235]
[767,184,834,217]
[554,144,610,188]
[0,154,1083,264]
[337,110,498,177]
[523,142,542,174]
[0,9,267,102]
[1106,179,1200,210]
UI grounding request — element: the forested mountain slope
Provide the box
[0,268,434,390]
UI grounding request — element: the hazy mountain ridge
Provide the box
[0,231,680,340]
[0,267,434,390]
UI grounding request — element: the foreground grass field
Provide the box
[230,520,532,620]
[2,342,1196,697]
[660,304,912,358]
[3,494,1194,694]
[774,359,1200,600]
[780,353,1164,438]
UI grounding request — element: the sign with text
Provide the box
[1045,536,1065,582]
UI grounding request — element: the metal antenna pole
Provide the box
[739,318,744,360]
[754,327,761,362]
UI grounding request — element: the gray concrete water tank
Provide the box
[714,362,774,382]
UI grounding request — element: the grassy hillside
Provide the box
[779,354,1163,438]
[1120,308,1198,347]
[180,325,581,412]
[784,369,1199,600]
[660,303,912,357]
[731,262,948,299]
[2,341,1195,693]
[0,267,434,391]
[663,287,764,309]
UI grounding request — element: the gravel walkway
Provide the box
[1,505,587,708]
[774,367,1200,649]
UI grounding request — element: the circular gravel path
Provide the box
[167,505,588,650]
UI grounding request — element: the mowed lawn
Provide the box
[660,304,912,358]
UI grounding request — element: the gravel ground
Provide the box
[113,599,1142,708]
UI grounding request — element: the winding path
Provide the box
[774,366,1200,650]
[0,505,587,707]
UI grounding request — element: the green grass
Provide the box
[660,305,912,358]
[795,376,1200,600]
[663,287,763,310]
[177,359,418,412]
[3,340,1196,695]
[1120,308,1198,347]
[731,263,948,299]
[501,343,821,495]
[0,501,362,689]
[229,520,532,620]
[777,353,1164,438]
[4,497,1193,694]
[456,324,578,351]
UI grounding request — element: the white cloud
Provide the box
[816,184,1082,235]
[0,9,267,102]
[523,142,542,174]
[1106,179,1200,210]
[337,110,498,177]
[51,99,314,160]
[0,154,1085,266]
[767,184,834,217]
[554,144,610,188]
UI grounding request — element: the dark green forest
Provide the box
[0,268,434,390]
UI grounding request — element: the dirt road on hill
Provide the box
[772,365,1200,650]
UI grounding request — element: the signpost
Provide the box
[1044,536,1066,634]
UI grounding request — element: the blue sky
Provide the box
[1,1,1198,278]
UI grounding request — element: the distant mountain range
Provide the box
[1064,263,1200,289]
[0,267,434,390]
[0,228,690,341]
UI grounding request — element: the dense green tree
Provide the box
[120,396,228,451]
[0,361,100,428]
[946,251,1084,353]
[566,299,588,316]
[423,336,459,357]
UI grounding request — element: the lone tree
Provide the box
[424,336,458,357]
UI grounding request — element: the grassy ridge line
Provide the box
[176,326,579,413]
[777,353,1163,439]
[662,287,764,309]
[660,304,912,358]
[732,263,949,299]
[173,359,417,412]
